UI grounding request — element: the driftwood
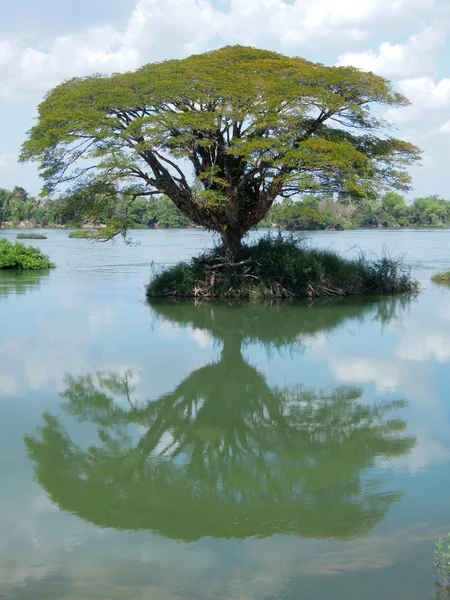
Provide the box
[204,257,254,270]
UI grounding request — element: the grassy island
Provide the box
[431,271,450,284]
[0,238,54,270]
[16,233,47,240]
[68,230,97,239]
[147,236,418,299]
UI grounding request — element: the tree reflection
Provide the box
[0,270,48,298]
[25,298,415,541]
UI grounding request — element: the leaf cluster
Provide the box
[0,238,55,269]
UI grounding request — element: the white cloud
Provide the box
[0,0,439,100]
[0,27,140,100]
[332,356,410,393]
[396,330,450,362]
[399,77,450,108]
[383,76,450,125]
[158,317,214,348]
[336,26,444,77]
[438,119,450,134]
[378,429,450,473]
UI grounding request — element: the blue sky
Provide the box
[0,0,449,198]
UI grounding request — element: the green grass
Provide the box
[0,238,55,269]
[432,271,450,283]
[68,229,97,239]
[147,234,419,299]
[17,233,47,240]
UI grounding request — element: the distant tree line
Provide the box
[2,184,450,231]
[265,192,450,230]
[0,185,191,229]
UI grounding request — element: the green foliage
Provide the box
[0,185,62,227]
[435,535,450,586]
[0,187,12,223]
[126,197,150,225]
[381,191,406,216]
[265,192,450,231]
[0,181,194,232]
[68,229,97,238]
[147,234,419,298]
[0,239,55,269]
[56,181,120,226]
[409,195,450,226]
[432,271,450,284]
[20,45,420,258]
[149,195,193,228]
[16,233,47,239]
[270,200,325,230]
[268,196,357,230]
[352,199,395,228]
[126,195,192,228]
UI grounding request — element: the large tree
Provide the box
[20,45,420,260]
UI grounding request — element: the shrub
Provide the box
[432,271,450,284]
[68,229,97,239]
[17,233,47,239]
[0,238,55,269]
[435,535,450,587]
[147,234,419,299]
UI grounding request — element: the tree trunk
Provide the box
[221,229,243,263]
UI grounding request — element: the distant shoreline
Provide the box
[1,223,450,232]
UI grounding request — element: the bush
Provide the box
[17,233,47,239]
[432,271,450,284]
[146,234,419,299]
[0,238,55,269]
[435,534,450,587]
[68,229,97,239]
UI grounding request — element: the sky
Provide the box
[0,0,449,198]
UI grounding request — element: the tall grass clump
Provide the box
[432,271,450,284]
[17,233,47,240]
[0,238,55,270]
[435,534,450,588]
[68,230,97,239]
[146,234,419,299]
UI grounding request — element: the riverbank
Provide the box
[0,221,204,230]
[4,221,450,232]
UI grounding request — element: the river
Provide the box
[0,227,449,600]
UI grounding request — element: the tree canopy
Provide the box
[20,45,421,259]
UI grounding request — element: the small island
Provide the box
[432,271,450,284]
[16,233,47,240]
[68,230,98,239]
[0,239,54,270]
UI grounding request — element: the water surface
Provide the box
[1,228,450,599]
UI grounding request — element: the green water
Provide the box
[1,228,450,599]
